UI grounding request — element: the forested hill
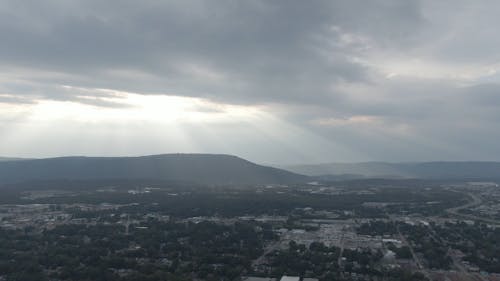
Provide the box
[0,154,308,185]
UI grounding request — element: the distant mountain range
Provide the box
[283,162,500,180]
[0,154,308,185]
[2,155,499,186]
[0,157,29,162]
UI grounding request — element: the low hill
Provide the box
[285,162,500,180]
[0,154,308,185]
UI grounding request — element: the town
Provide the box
[1,179,499,281]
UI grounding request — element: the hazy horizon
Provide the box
[4,152,500,167]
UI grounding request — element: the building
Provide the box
[280,276,300,281]
[242,277,276,281]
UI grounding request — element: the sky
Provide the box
[2,0,500,164]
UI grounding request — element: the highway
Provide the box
[446,191,500,225]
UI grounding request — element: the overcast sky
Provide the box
[2,0,500,164]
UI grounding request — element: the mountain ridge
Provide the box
[0,154,308,185]
[284,161,500,180]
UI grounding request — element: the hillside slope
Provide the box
[0,154,308,185]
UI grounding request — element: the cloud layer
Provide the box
[2,0,500,163]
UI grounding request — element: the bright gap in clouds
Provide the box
[0,89,363,164]
[25,90,257,124]
[0,90,259,158]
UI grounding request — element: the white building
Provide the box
[242,277,276,281]
[280,276,300,281]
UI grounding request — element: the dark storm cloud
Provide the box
[459,84,500,107]
[0,0,425,105]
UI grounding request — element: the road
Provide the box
[252,240,282,268]
[337,229,345,269]
[446,192,482,215]
[446,191,500,225]
[397,226,427,269]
